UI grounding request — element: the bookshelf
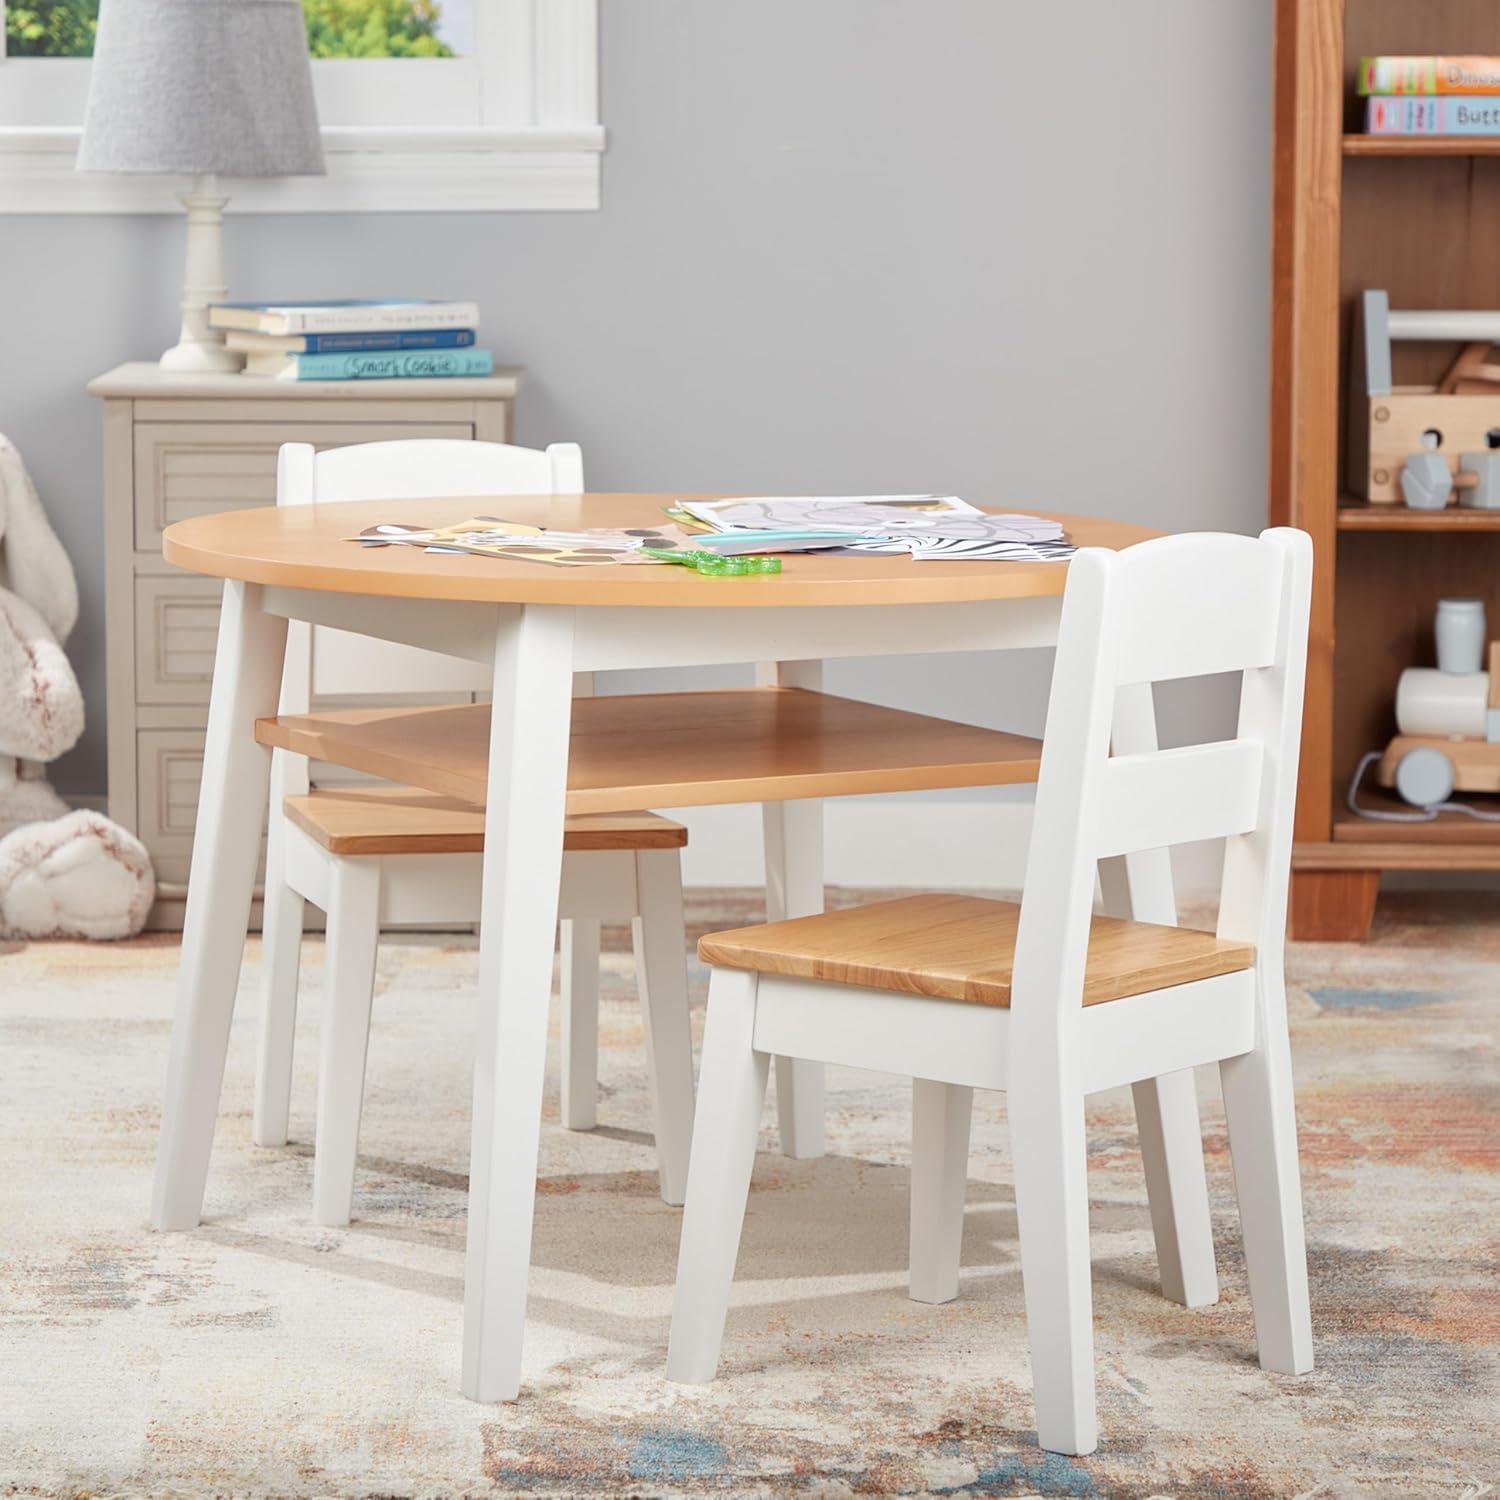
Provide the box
[1271,0,1500,939]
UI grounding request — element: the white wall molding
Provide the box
[0,126,603,213]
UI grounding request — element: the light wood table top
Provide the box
[162,495,1161,608]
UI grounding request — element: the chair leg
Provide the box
[312,857,382,1228]
[252,821,306,1148]
[1219,975,1313,1376]
[558,917,600,1132]
[1010,1073,1098,1457]
[667,968,768,1384]
[910,1079,972,1304]
[632,849,696,1206]
[1132,1072,1219,1307]
[761,797,825,1160]
[1098,827,1218,1309]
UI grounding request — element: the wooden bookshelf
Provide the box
[1336,499,1500,529]
[1271,0,1500,939]
[1342,135,1500,155]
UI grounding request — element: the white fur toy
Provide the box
[0,434,155,936]
[0,809,155,939]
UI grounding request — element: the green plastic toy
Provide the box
[641,547,782,576]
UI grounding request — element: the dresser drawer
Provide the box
[133,420,473,550]
[137,729,266,887]
[134,574,223,705]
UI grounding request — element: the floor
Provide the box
[1,890,1496,1498]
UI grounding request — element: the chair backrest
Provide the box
[273,437,583,792]
[1010,528,1313,1041]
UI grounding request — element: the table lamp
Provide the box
[77,0,325,373]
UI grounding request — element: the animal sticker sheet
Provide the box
[677,496,1075,562]
[351,517,697,567]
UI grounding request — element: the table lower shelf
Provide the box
[256,687,1044,815]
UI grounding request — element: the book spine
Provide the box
[297,328,475,353]
[1365,95,1500,134]
[290,349,495,381]
[283,302,480,334]
[1360,55,1500,95]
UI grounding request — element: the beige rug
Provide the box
[1,891,1496,1498]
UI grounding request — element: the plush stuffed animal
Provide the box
[0,434,155,937]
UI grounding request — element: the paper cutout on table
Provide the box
[352,517,697,567]
[676,495,1075,562]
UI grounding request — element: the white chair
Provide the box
[668,528,1315,1456]
[252,438,697,1222]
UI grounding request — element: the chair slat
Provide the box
[1112,534,1283,685]
[1095,741,1263,859]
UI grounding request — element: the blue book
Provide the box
[246,329,476,354]
[1366,95,1500,133]
[283,349,495,382]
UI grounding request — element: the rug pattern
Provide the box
[1,891,1496,1497]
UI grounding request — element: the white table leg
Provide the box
[1098,683,1219,1309]
[757,659,826,1160]
[151,580,288,1231]
[462,604,576,1402]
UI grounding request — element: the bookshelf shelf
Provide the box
[1272,0,1500,938]
[1336,499,1500,529]
[1342,134,1500,155]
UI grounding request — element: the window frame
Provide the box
[0,0,602,211]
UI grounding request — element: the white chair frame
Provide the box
[251,438,696,1219]
[668,528,1315,1456]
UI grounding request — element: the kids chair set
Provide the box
[234,436,1313,1456]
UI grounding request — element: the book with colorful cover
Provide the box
[274,349,495,381]
[209,299,479,335]
[1365,95,1500,135]
[227,328,476,355]
[1359,56,1500,95]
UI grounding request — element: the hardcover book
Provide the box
[226,328,476,355]
[276,348,496,381]
[1365,95,1500,135]
[209,299,480,335]
[1359,55,1500,95]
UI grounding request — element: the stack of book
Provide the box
[208,299,491,381]
[1362,55,1500,136]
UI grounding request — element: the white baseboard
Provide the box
[675,799,1034,891]
[677,797,1227,900]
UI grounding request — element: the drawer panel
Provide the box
[135,574,223,705]
[137,729,266,887]
[133,420,473,550]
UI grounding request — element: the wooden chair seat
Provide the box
[256,687,1044,815]
[698,892,1255,1008]
[283,785,687,857]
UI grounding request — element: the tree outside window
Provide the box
[4,0,467,58]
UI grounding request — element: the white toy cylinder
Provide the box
[1435,598,1486,674]
[1395,667,1488,737]
[1394,746,1455,808]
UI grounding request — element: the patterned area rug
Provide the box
[1,890,1496,1498]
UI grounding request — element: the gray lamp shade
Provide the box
[78,0,325,177]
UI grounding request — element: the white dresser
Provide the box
[89,361,524,927]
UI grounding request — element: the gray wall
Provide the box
[1,0,1272,798]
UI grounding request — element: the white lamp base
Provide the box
[160,174,244,374]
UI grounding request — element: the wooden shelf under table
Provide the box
[1342,135,1500,157]
[257,687,1044,815]
[1337,499,1500,531]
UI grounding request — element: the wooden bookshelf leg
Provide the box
[1289,870,1380,942]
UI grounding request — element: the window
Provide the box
[0,0,602,211]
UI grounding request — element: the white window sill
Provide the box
[0,125,604,212]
